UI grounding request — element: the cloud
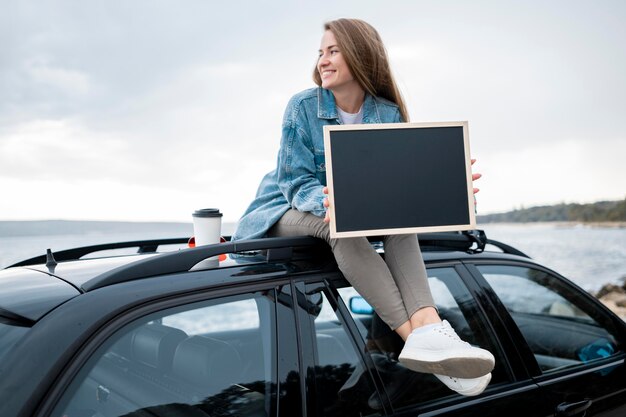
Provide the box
[1,0,625,222]
[25,60,92,95]
[0,119,130,181]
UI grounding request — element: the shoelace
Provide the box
[435,322,471,347]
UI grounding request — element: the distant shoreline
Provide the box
[477,199,626,224]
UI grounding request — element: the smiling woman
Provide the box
[231,18,494,396]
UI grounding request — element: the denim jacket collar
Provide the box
[317,87,382,123]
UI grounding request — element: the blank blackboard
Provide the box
[323,122,476,238]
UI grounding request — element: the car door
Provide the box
[324,262,557,417]
[468,261,626,417]
[39,279,304,417]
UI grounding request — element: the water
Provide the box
[480,223,626,292]
[0,223,237,270]
[1,222,624,292]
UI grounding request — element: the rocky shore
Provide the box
[594,277,626,320]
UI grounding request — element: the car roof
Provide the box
[25,254,160,289]
[0,268,79,324]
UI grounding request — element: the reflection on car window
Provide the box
[484,269,589,320]
[303,284,381,417]
[479,265,620,373]
[162,298,260,334]
[52,292,275,417]
[336,267,509,410]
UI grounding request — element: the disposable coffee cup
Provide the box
[192,208,223,247]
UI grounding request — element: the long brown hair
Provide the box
[313,18,409,122]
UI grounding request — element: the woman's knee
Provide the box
[273,209,331,241]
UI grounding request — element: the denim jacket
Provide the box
[232,87,402,241]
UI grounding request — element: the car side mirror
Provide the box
[349,296,374,315]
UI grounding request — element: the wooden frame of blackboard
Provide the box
[323,121,476,238]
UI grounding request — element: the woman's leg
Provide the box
[382,237,494,378]
[268,209,410,330]
[383,234,441,339]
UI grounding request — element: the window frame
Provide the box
[37,278,291,417]
[291,274,389,417]
[465,259,626,382]
[453,260,540,380]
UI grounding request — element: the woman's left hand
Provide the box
[323,187,330,223]
[471,158,481,194]
[471,158,481,212]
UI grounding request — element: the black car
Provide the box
[1,231,625,417]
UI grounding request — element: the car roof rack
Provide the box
[79,230,528,292]
[81,236,326,291]
[7,230,526,270]
[416,230,487,253]
[8,230,529,291]
[484,238,529,258]
[8,238,190,268]
[414,230,529,258]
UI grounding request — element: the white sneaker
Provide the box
[435,372,492,396]
[398,320,495,378]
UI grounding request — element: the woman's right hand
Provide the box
[323,187,330,223]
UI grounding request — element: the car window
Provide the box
[162,298,260,334]
[52,292,275,417]
[302,283,382,417]
[336,267,509,410]
[478,265,620,373]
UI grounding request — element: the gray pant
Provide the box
[268,209,435,330]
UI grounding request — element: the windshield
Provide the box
[0,320,29,362]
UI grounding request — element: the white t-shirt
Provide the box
[337,105,364,125]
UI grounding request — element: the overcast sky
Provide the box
[1,0,625,223]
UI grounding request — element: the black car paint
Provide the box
[0,237,625,417]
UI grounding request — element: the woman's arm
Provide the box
[275,114,326,217]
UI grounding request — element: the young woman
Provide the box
[233,18,493,396]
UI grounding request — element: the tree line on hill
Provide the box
[478,198,626,223]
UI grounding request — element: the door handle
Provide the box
[555,399,593,417]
